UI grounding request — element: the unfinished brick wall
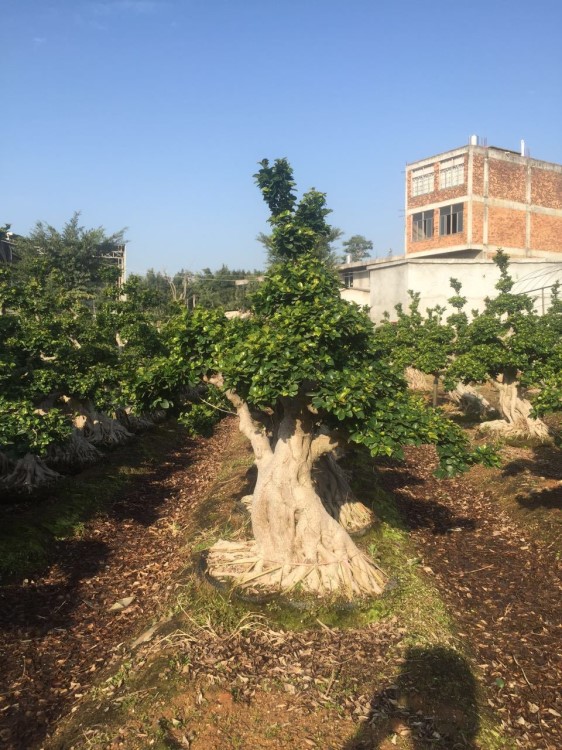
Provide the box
[531,214,562,253]
[471,201,485,245]
[531,168,562,210]
[471,154,485,195]
[488,206,526,248]
[488,158,526,203]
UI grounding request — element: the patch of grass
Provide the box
[172,575,250,632]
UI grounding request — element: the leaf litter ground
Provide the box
[0,418,561,749]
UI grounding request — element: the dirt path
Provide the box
[0,419,238,750]
[376,446,562,750]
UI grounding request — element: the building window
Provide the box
[412,210,434,241]
[439,156,464,189]
[411,165,435,196]
[343,271,354,288]
[439,203,464,235]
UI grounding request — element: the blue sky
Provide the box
[3,0,562,275]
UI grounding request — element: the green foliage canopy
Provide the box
[444,251,562,416]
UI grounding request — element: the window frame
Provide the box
[439,203,464,236]
[343,271,354,288]
[412,210,434,241]
[411,165,435,197]
[439,156,465,190]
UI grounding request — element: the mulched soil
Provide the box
[0,419,237,750]
[1,418,561,750]
[375,445,562,750]
[143,616,404,750]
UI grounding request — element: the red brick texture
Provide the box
[531,214,562,252]
[531,168,562,210]
[488,159,526,202]
[406,147,562,256]
[488,206,526,248]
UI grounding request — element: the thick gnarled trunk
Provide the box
[448,382,496,419]
[405,367,428,391]
[480,373,550,441]
[207,399,386,598]
[312,454,375,535]
[46,428,103,470]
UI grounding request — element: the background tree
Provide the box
[132,266,263,311]
[193,265,261,310]
[0,219,170,492]
[14,213,125,302]
[341,234,373,262]
[444,250,559,440]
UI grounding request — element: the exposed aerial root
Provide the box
[478,418,551,442]
[148,409,167,424]
[0,451,12,477]
[320,494,375,536]
[448,383,497,418]
[47,429,103,470]
[1,454,60,493]
[239,494,253,512]
[115,409,155,433]
[82,411,133,447]
[206,539,387,599]
[405,367,429,391]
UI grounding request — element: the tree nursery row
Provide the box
[1,160,560,600]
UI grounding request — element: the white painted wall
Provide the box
[339,259,561,322]
[341,287,370,306]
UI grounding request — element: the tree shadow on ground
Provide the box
[343,646,480,750]
[376,483,477,535]
[516,485,562,511]
[0,537,112,750]
[190,462,256,532]
[0,425,196,586]
[348,449,477,536]
[0,538,110,634]
[107,435,200,527]
[501,445,562,481]
[393,493,476,535]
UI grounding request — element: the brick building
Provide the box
[338,138,562,321]
[405,138,562,259]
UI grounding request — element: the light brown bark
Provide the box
[405,367,429,391]
[480,373,550,441]
[449,382,496,418]
[312,454,375,535]
[207,398,386,598]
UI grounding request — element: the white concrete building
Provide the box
[339,256,561,322]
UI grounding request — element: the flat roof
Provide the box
[407,144,562,171]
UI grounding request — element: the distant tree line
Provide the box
[131,265,263,312]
